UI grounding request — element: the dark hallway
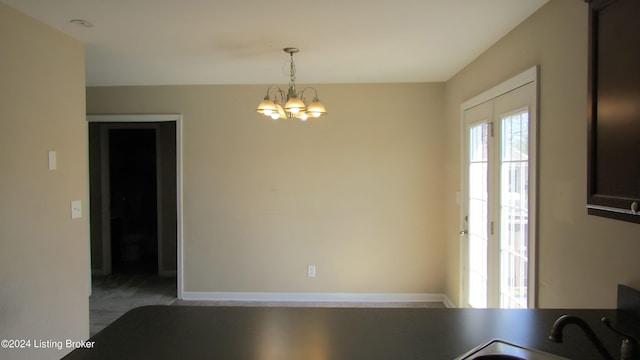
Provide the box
[109,129,158,274]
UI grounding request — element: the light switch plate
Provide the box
[48,151,57,171]
[71,200,82,219]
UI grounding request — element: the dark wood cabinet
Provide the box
[586,0,640,224]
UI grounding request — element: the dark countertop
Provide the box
[63,305,640,360]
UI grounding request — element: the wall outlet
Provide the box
[71,200,82,219]
[307,265,316,278]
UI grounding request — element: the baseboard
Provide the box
[91,269,177,277]
[159,270,177,277]
[181,291,454,305]
[441,295,456,308]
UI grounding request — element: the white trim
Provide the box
[441,295,456,308]
[87,114,184,300]
[87,114,180,123]
[461,66,537,110]
[459,103,467,308]
[176,118,184,300]
[181,292,452,305]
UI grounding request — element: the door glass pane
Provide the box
[468,123,489,308]
[500,110,529,309]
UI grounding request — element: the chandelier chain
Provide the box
[289,53,296,89]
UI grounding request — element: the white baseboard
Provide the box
[181,291,455,306]
[441,295,456,308]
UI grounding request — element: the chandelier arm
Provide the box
[299,87,319,104]
[263,85,281,99]
[273,88,287,105]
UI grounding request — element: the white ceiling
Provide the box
[2,0,549,86]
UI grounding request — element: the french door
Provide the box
[461,69,537,309]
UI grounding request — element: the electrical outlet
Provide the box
[307,265,316,278]
[71,200,82,219]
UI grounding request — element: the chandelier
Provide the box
[256,48,327,121]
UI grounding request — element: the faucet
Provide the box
[602,317,639,360]
[549,314,639,360]
[548,314,614,360]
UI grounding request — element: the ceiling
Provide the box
[2,0,549,86]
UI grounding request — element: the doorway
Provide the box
[88,119,179,279]
[460,67,538,309]
[87,115,182,334]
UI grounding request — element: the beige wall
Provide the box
[0,3,89,360]
[444,0,640,308]
[5,0,627,328]
[87,83,447,295]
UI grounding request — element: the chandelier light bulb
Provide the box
[256,97,277,116]
[306,99,326,118]
[284,95,306,114]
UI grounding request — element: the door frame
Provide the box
[459,66,538,308]
[88,114,184,299]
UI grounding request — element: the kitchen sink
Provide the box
[454,339,569,360]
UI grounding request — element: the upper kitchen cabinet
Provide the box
[586,0,640,224]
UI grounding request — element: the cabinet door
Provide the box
[587,0,640,223]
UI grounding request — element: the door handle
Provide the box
[460,230,468,236]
